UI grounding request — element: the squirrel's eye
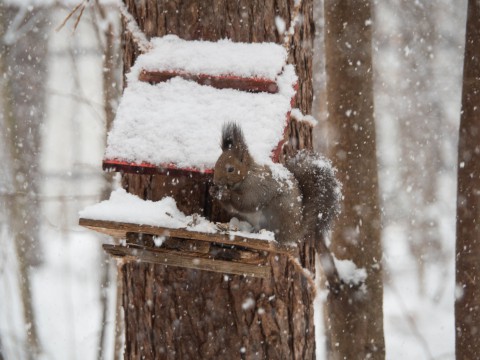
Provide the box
[227,165,234,173]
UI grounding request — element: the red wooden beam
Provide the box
[102,159,213,177]
[138,69,279,94]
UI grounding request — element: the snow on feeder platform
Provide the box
[79,190,296,278]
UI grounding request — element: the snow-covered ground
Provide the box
[383,224,455,360]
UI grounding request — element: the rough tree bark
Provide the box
[118,1,317,359]
[455,0,480,359]
[323,1,385,359]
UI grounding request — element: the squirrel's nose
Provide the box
[213,172,224,186]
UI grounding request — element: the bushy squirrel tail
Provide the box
[286,150,342,292]
[286,150,341,233]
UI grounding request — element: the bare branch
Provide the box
[55,0,88,32]
[72,2,87,31]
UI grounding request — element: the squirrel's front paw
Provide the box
[209,185,220,198]
[209,185,231,201]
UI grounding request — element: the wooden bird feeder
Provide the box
[80,35,299,278]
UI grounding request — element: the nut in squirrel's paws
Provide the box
[209,185,230,200]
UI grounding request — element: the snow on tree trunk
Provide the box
[455,1,480,358]
[119,0,316,358]
[323,1,385,359]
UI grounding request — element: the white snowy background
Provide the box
[0,0,467,359]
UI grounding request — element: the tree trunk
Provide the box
[323,1,385,359]
[0,5,49,358]
[118,1,316,359]
[455,1,480,358]
[91,3,123,359]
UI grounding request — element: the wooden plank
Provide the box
[125,236,263,264]
[79,218,297,255]
[103,244,271,279]
[138,69,279,94]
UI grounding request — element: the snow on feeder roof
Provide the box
[103,36,297,175]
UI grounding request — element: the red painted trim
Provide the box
[103,159,214,177]
[139,69,279,94]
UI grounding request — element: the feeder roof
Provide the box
[105,37,297,172]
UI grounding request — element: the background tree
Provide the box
[89,2,123,358]
[372,0,461,298]
[0,2,122,358]
[0,3,50,358]
[455,0,480,358]
[371,1,466,356]
[389,0,445,293]
[119,0,318,358]
[323,1,385,359]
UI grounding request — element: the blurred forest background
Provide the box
[0,0,467,359]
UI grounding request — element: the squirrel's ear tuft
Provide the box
[221,122,247,154]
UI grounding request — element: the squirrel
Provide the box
[210,123,341,289]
